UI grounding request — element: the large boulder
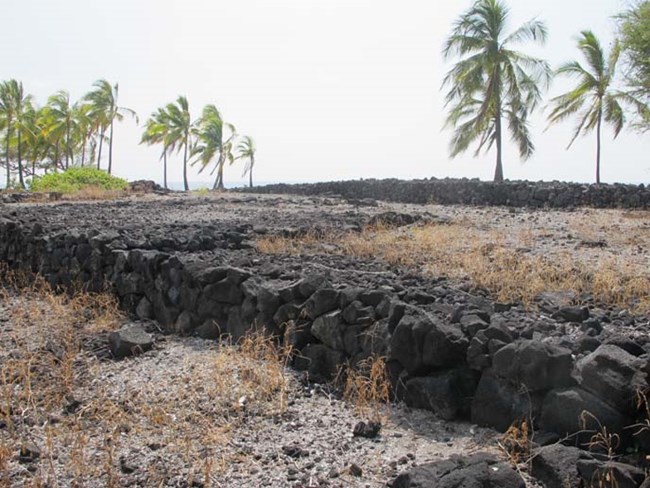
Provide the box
[575,344,647,413]
[531,444,583,488]
[391,311,468,375]
[311,311,347,351]
[109,324,153,358]
[256,285,281,321]
[389,453,524,488]
[297,274,329,298]
[304,288,340,319]
[294,344,345,381]
[405,368,479,420]
[203,277,244,305]
[540,387,630,444]
[576,459,645,488]
[471,371,544,432]
[492,340,574,391]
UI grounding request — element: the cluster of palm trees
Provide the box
[140,97,256,191]
[0,80,257,191]
[444,0,650,183]
[0,79,135,189]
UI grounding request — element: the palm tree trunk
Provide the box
[108,118,114,174]
[183,135,189,192]
[163,150,168,190]
[494,113,504,183]
[596,110,602,184]
[65,119,71,170]
[97,127,105,170]
[249,156,254,188]
[5,115,12,188]
[213,153,225,190]
[17,130,24,188]
[218,164,225,189]
[81,135,87,166]
[54,143,60,173]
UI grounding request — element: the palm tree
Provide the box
[22,104,48,179]
[236,135,256,188]
[141,107,174,189]
[73,102,95,167]
[0,80,32,188]
[547,31,647,184]
[163,96,193,191]
[192,105,237,190]
[0,81,17,187]
[442,0,551,182]
[211,128,237,190]
[44,91,75,170]
[84,80,137,174]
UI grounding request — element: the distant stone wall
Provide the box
[246,178,650,208]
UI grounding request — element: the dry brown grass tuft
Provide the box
[257,222,650,312]
[620,210,650,221]
[341,355,392,421]
[256,230,326,256]
[66,186,129,201]
[33,186,130,202]
[580,410,622,488]
[499,419,532,467]
[211,330,293,415]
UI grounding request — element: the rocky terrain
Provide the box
[1,189,650,487]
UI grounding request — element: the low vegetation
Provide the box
[30,167,128,194]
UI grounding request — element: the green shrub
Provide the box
[30,167,129,193]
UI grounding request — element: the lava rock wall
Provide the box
[248,178,650,208]
[1,215,648,457]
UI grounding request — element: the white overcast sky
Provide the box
[2,0,649,187]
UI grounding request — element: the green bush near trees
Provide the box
[30,167,128,193]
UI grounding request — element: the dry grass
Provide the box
[211,330,293,415]
[0,269,293,487]
[257,220,650,312]
[340,355,392,421]
[53,186,129,202]
[580,411,622,488]
[21,186,133,203]
[499,419,532,468]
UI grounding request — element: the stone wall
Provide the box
[246,178,650,208]
[1,215,648,457]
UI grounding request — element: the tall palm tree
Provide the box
[73,102,95,167]
[442,0,551,182]
[236,135,256,188]
[0,80,32,188]
[192,105,237,190]
[84,80,137,174]
[141,107,174,189]
[22,104,48,179]
[44,91,75,170]
[163,96,193,191]
[547,31,646,184]
[0,81,17,187]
